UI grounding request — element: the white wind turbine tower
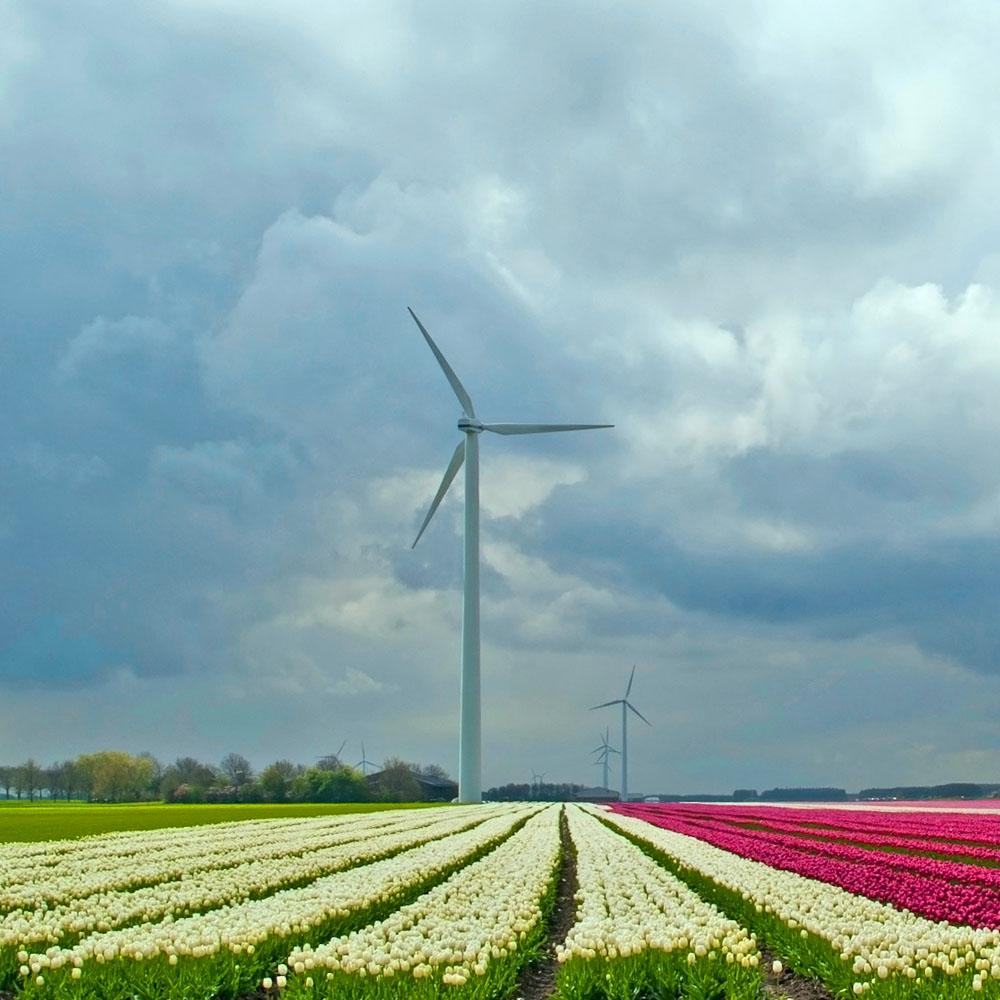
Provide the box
[355,742,375,776]
[592,727,620,791]
[592,665,650,802]
[408,307,612,803]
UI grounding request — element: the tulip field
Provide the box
[4,801,1000,998]
[608,801,1000,997]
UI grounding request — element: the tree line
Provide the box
[0,752,452,804]
[484,781,585,801]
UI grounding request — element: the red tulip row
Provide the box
[613,803,1000,928]
[649,808,1000,868]
[694,813,1000,862]
[646,802,1000,849]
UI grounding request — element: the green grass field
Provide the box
[0,801,434,843]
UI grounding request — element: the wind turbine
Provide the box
[317,740,347,769]
[355,742,375,776]
[592,727,620,791]
[592,665,650,802]
[408,307,612,803]
[530,770,546,800]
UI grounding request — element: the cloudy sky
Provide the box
[4,0,1000,795]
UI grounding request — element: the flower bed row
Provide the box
[644,803,1000,861]
[601,806,1000,997]
[7,805,541,999]
[275,803,563,999]
[613,803,1000,926]
[653,802,1000,849]
[0,807,480,912]
[0,807,498,954]
[555,805,761,1000]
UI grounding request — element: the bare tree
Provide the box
[0,766,13,799]
[220,753,253,788]
[45,762,64,799]
[18,759,41,802]
[59,759,82,800]
[416,763,451,781]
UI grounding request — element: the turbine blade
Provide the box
[590,699,622,710]
[412,440,465,548]
[626,701,652,726]
[625,664,636,698]
[337,739,347,757]
[408,308,476,418]
[482,422,613,435]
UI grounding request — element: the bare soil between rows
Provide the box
[513,806,579,1000]
[761,949,836,1000]
[511,806,837,1000]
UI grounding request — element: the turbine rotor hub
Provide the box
[458,417,484,433]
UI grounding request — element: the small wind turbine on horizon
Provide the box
[592,665,650,802]
[530,770,545,798]
[317,740,347,769]
[408,307,612,803]
[355,742,375,776]
[592,727,620,791]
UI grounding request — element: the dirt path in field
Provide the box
[761,949,836,1000]
[512,806,578,1000]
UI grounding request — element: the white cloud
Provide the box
[14,443,111,485]
[480,455,585,519]
[56,315,177,381]
[275,574,458,640]
[149,439,298,503]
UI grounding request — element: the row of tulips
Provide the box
[8,805,541,999]
[276,803,564,999]
[678,802,1000,845]
[669,809,1000,891]
[602,806,1000,997]
[613,803,1000,926]
[0,807,498,955]
[652,803,1000,860]
[555,805,761,1000]
[0,807,471,912]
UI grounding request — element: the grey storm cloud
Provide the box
[3,0,1000,791]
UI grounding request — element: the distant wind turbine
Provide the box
[408,307,612,803]
[530,770,546,798]
[355,742,375,776]
[592,727,620,791]
[317,740,347,769]
[592,665,650,802]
